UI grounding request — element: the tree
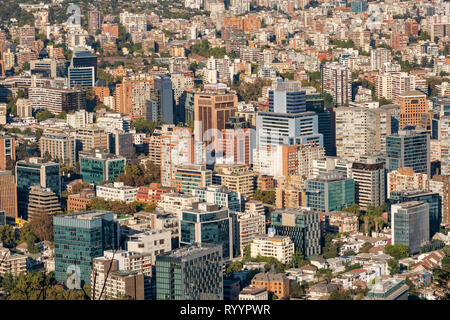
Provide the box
[290,281,304,298]
[29,214,54,242]
[388,258,400,276]
[252,189,275,205]
[359,242,373,253]
[315,268,333,282]
[226,261,243,274]
[328,289,352,300]
[385,244,409,260]
[290,251,308,268]
[35,110,55,122]
[131,118,158,134]
[343,250,356,256]
[0,225,16,248]
[322,234,342,259]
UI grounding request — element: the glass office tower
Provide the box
[305,171,355,212]
[53,210,119,285]
[269,208,321,257]
[15,157,61,220]
[391,201,429,254]
[388,190,441,240]
[386,129,430,175]
[180,202,232,260]
[156,244,223,300]
[80,152,126,185]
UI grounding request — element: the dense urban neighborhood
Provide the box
[0,0,449,302]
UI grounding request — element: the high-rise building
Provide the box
[19,25,35,48]
[67,110,95,128]
[398,91,428,129]
[305,172,355,212]
[371,48,391,71]
[0,170,17,222]
[114,75,156,122]
[430,175,450,228]
[213,164,254,198]
[74,126,110,155]
[80,150,126,185]
[219,116,254,166]
[256,80,322,148]
[387,167,429,198]
[108,130,134,159]
[53,211,119,284]
[156,244,223,300]
[388,190,441,240]
[233,200,266,256]
[350,159,386,210]
[171,164,212,194]
[160,127,194,187]
[194,87,238,150]
[27,186,61,222]
[0,135,15,170]
[192,185,241,212]
[154,75,174,124]
[88,9,101,36]
[391,201,429,254]
[40,130,76,166]
[28,87,86,114]
[321,62,352,106]
[386,130,430,175]
[71,50,98,80]
[180,202,233,260]
[306,97,336,156]
[270,208,321,257]
[250,234,294,264]
[91,254,148,300]
[335,107,377,161]
[16,158,60,220]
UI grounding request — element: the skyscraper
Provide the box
[53,210,119,285]
[154,75,174,124]
[350,159,386,210]
[321,62,352,106]
[0,170,17,222]
[269,208,321,257]
[386,129,430,175]
[15,157,61,220]
[305,171,355,212]
[0,135,15,170]
[391,201,429,254]
[156,244,223,300]
[88,9,101,36]
[388,190,441,240]
[399,91,428,129]
[194,86,238,150]
[180,202,233,260]
[256,80,322,148]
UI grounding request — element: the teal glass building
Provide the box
[15,158,61,220]
[192,185,242,212]
[80,152,125,185]
[270,208,321,257]
[53,210,119,285]
[305,171,355,212]
[388,190,441,240]
[156,244,223,300]
[391,201,429,254]
[386,130,430,175]
[180,202,232,260]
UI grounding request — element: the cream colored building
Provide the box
[387,167,429,198]
[250,234,294,264]
[214,164,254,197]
